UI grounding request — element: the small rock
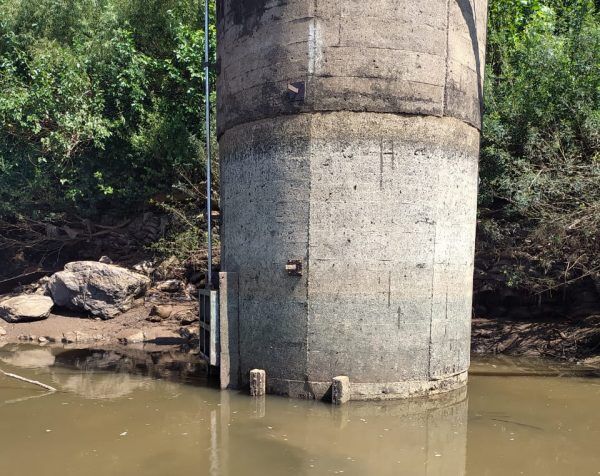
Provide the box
[34,277,52,296]
[38,336,48,344]
[179,327,197,341]
[0,295,54,323]
[99,256,113,264]
[62,332,76,344]
[147,305,173,322]
[185,283,197,296]
[156,280,184,293]
[133,260,156,275]
[120,331,145,345]
[0,327,6,337]
[154,256,184,280]
[62,331,93,344]
[178,309,199,326]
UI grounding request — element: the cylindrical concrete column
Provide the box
[217,0,488,400]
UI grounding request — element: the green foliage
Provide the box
[480,0,600,293]
[1,0,598,290]
[0,0,216,221]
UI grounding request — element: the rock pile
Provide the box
[0,258,200,349]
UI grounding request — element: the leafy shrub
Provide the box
[479,0,600,293]
[0,0,216,222]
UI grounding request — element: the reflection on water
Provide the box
[0,344,208,399]
[0,347,56,368]
[207,389,469,476]
[0,345,598,476]
[53,373,150,400]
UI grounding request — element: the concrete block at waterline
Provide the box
[250,369,266,397]
[332,376,351,405]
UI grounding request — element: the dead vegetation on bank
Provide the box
[472,314,600,363]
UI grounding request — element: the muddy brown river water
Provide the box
[0,345,598,476]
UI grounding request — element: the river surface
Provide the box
[0,345,598,476]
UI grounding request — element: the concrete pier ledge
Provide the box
[268,371,468,401]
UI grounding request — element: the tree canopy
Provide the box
[0,0,598,294]
[0,0,216,220]
[480,0,600,292]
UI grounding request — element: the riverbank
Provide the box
[0,301,197,348]
[1,260,599,365]
[471,314,600,365]
[0,257,201,352]
[3,306,599,366]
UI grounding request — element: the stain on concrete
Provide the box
[228,0,271,34]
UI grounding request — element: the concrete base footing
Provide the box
[265,371,468,402]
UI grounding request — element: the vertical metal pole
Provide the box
[204,0,213,290]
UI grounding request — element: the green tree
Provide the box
[0,0,216,222]
[479,0,600,293]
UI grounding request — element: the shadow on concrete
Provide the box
[456,0,484,120]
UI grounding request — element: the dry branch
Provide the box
[0,368,57,392]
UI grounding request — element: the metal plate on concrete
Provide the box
[199,289,220,367]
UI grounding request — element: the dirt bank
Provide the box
[0,299,198,349]
[5,299,599,365]
[471,314,600,364]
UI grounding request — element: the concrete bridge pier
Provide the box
[217,0,488,400]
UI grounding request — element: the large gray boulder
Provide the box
[0,295,54,323]
[48,261,151,319]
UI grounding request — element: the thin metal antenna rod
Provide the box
[204,0,212,290]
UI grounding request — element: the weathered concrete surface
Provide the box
[219,272,240,390]
[217,0,488,400]
[332,376,350,405]
[217,0,487,135]
[220,113,478,399]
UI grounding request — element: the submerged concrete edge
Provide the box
[266,371,468,401]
